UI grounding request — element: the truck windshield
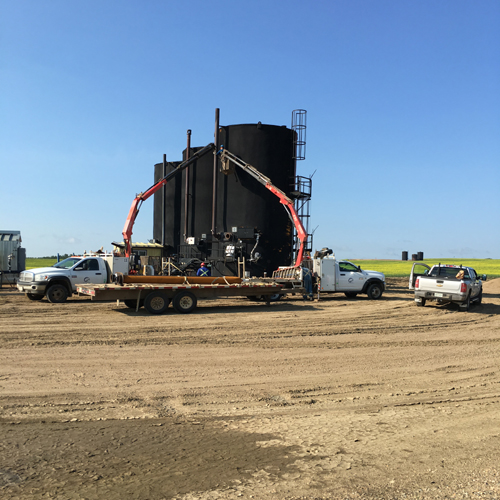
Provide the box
[52,257,82,269]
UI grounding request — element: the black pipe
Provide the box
[184,129,191,241]
[162,153,166,247]
[212,108,220,236]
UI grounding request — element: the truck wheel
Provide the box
[460,294,471,312]
[26,293,43,301]
[144,292,170,314]
[124,299,145,309]
[367,283,383,300]
[475,290,482,304]
[344,292,358,298]
[172,291,197,314]
[46,284,68,303]
[416,298,426,307]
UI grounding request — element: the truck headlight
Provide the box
[35,274,49,281]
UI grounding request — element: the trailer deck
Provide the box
[77,278,303,314]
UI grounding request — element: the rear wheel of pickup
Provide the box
[460,294,471,312]
[172,291,197,314]
[26,293,43,301]
[367,283,383,300]
[46,284,68,303]
[144,292,170,314]
[416,298,426,307]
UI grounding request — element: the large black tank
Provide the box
[155,123,296,276]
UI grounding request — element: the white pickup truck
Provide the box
[409,262,486,311]
[311,250,386,299]
[17,254,129,303]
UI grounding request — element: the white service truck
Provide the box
[309,249,386,299]
[17,254,129,303]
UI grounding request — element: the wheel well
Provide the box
[362,279,384,294]
[47,279,72,295]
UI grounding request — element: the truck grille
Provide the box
[19,271,34,282]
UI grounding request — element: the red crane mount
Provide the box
[122,143,215,258]
[217,147,307,269]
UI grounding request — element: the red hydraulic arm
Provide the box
[122,143,215,258]
[217,148,307,268]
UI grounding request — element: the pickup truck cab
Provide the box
[409,262,486,311]
[312,254,386,299]
[17,256,112,303]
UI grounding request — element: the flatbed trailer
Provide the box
[77,277,304,314]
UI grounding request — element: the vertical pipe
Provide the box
[184,130,191,241]
[211,108,220,236]
[162,154,166,247]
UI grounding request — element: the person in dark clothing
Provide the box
[302,266,314,300]
[197,262,211,277]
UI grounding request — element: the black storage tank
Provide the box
[154,122,297,276]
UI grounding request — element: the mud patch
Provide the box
[1,417,308,499]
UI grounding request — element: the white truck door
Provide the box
[409,262,431,289]
[70,258,105,289]
[337,261,366,291]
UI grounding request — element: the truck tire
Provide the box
[367,283,383,300]
[172,291,197,314]
[416,298,426,307]
[459,294,471,312]
[144,292,170,314]
[475,290,482,304]
[46,284,69,303]
[26,293,44,301]
[344,292,358,298]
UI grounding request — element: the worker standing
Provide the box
[197,262,211,277]
[302,266,314,300]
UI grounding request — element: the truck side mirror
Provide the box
[481,275,487,281]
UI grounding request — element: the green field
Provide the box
[26,258,58,269]
[349,258,500,278]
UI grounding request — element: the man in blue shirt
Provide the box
[197,262,211,277]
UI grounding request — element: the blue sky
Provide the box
[1,0,499,259]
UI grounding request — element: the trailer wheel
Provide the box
[124,299,144,309]
[144,292,170,314]
[26,293,44,301]
[172,291,197,314]
[46,284,69,303]
[367,283,383,300]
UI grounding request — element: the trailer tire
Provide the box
[144,292,170,314]
[26,293,44,301]
[172,291,197,314]
[124,299,144,309]
[367,283,383,300]
[46,284,69,303]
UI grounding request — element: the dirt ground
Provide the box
[1,277,499,500]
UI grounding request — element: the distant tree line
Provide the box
[28,253,73,260]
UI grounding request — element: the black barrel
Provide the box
[417,251,424,261]
[412,254,418,261]
[402,251,408,261]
